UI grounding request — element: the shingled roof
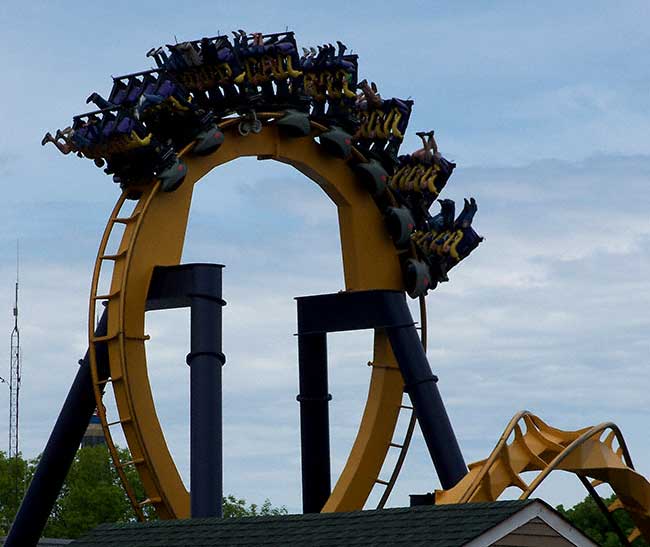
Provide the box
[69,499,589,547]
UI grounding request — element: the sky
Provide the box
[0,0,649,515]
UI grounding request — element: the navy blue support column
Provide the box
[385,324,466,489]
[5,309,110,547]
[296,333,332,513]
[147,263,225,518]
[187,275,225,518]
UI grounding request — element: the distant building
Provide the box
[81,412,105,448]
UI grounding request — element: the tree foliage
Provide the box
[557,493,648,547]
[43,445,144,538]
[222,495,288,519]
[0,446,287,539]
[0,450,30,534]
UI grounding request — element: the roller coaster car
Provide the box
[389,153,455,212]
[430,157,456,200]
[157,37,245,113]
[354,98,414,171]
[70,115,103,149]
[236,32,301,66]
[451,226,483,262]
[175,42,203,67]
[428,224,482,266]
[166,44,197,71]
[239,34,306,112]
[66,111,146,167]
[426,199,455,233]
[107,145,186,194]
[135,77,217,150]
[323,55,359,112]
[408,197,482,287]
[301,45,358,122]
[106,73,159,108]
[107,79,129,106]
[106,156,153,191]
[104,146,156,182]
[386,175,440,236]
[197,36,232,66]
[135,76,193,113]
[435,223,483,269]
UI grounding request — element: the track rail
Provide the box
[89,115,422,519]
[88,189,150,519]
[435,411,650,543]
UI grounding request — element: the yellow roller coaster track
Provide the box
[436,411,650,544]
[87,113,427,520]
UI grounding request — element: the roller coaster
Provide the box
[5,29,649,546]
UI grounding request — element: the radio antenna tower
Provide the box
[9,241,20,460]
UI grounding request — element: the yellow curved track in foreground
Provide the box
[436,411,650,543]
[88,117,410,519]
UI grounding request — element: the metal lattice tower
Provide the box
[9,245,20,459]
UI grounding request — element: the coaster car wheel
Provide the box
[405,259,432,298]
[354,159,389,198]
[276,109,312,137]
[319,126,353,159]
[385,206,415,248]
[192,126,225,156]
[158,157,187,193]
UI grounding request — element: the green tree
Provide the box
[0,451,29,534]
[222,495,288,518]
[43,445,141,538]
[557,493,648,547]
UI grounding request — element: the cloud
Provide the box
[0,152,19,176]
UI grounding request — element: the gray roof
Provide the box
[71,500,543,546]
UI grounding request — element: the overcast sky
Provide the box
[0,1,648,515]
